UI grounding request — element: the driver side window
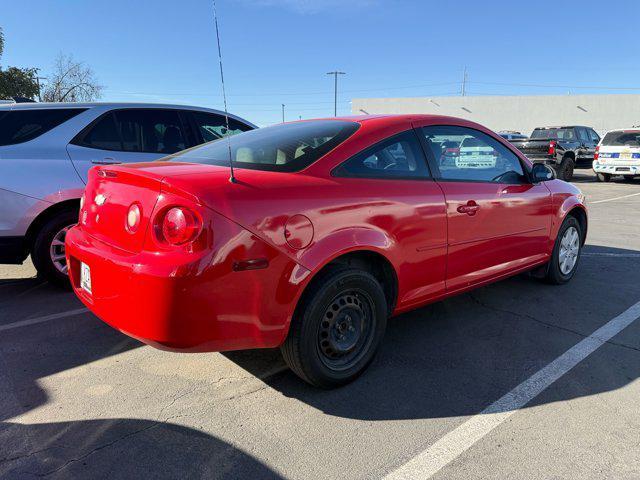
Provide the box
[421,125,527,184]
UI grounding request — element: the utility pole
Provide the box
[281,104,285,123]
[326,71,346,116]
[461,66,468,97]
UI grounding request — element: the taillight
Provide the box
[548,140,557,156]
[594,146,600,161]
[159,207,201,245]
[126,203,141,233]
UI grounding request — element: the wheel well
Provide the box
[567,207,587,245]
[563,151,575,161]
[25,199,80,253]
[308,251,398,316]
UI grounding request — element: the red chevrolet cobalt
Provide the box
[66,115,587,387]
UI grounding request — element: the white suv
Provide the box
[0,102,255,285]
[593,129,640,182]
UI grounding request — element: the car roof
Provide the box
[534,125,590,129]
[302,113,485,128]
[0,102,257,128]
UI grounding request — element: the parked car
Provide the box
[66,115,587,388]
[592,129,640,182]
[0,102,255,285]
[511,126,600,181]
[498,131,528,142]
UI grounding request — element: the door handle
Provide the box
[457,201,480,216]
[91,157,120,165]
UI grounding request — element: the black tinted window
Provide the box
[588,129,600,143]
[334,131,429,179]
[191,111,252,143]
[81,113,121,150]
[422,126,527,184]
[115,110,186,154]
[0,108,85,146]
[171,120,359,172]
[577,128,589,142]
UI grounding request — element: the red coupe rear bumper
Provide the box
[66,224,308,352]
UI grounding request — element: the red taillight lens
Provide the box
[126,203,141,233]
[594,145,600,161]
[548,140,557,156]
[160,207,201,245]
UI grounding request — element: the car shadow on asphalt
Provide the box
[0,418,283,479]
[225,244,640,422]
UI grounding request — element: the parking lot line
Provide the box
[582,252,640,258]
[0,307,88,332]
[590,192,640,204]
[384,300,640,480]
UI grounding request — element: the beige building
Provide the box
[352,94,640,136]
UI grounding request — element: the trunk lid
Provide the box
[81,165,165,253]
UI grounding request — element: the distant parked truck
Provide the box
[511,126,600,181]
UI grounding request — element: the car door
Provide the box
[333,130,448,306]
[576,127,593,162]
[586,128,600,159]
[67,108,189,182]
[417,124,553,293]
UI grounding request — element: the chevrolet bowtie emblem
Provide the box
[94,194,107,206]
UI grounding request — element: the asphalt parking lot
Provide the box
[1,171,639,480]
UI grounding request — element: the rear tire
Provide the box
[281,267,387,388]
[596,172,611,182]
[623,175,635,182]
[555,157,575,181]
[31,210,77,288]
[544,216,582,285]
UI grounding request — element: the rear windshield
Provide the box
[530,128,575,141]
[601,131,640,147]
[0,108,86,146]
[170,120,359,172]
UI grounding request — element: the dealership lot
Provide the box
[1,172,639,479]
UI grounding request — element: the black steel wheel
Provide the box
[281,266,388,388]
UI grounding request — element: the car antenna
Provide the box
[212,0,236,184]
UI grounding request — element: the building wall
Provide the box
[352,94,640,136]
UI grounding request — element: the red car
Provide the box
[66,115,587,388]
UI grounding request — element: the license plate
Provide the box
[80,262,92,294]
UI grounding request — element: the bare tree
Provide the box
[42,54,103,102]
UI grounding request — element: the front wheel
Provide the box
[596,172,611,182]
[281,267,388,388]
[544,216,582,285]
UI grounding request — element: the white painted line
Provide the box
[0,307,88,332]
[384,300,640,480]
[583,252,640,257]
[590,192,640,204]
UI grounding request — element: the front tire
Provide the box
[281,267,388,388]
[31,210,77,288]
[544,216,582,285]
[596,172,611,182]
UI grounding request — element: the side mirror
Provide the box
[531,163,555,182]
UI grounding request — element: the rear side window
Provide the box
[0,108,86,146]
[73,109,189,154]
[171,120,359,172]
[334,131,430,179]
[190,111,252,143]
[530,128,576,141]
[601,131,640,147]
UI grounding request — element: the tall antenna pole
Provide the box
[212,0,236,183]
[326,71,346,116]
[461,66,468,97]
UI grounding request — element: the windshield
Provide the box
[601,131,640,147]
[170,120,359,172]
[530,128,575,141]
